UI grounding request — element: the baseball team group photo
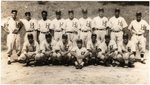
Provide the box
[1,1,149,84]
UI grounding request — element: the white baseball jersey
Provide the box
[118,41,136,53]
[38,19,51,32]
[51,18,65,31]
[79,17,92,31]
[128,19,149,34]
[100,40,117,53]
[40,40,56,52]
[22,40,40,53]
[107,16,128,31]
[92,16,108,29]
[20,19,38,31]
[3,17,21,33]
[87,40,101,50]
[55,41,73,52]
[72,46,88,57]
[64,18,79,32]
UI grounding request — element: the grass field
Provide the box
[1,1,149,50]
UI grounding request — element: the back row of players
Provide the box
[2,8,149,69]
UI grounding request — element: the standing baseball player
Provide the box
[72,39,89,69]
[37,11,51,44]
[87,33,101,65]
[64,9,79,47]
[20,12,38,41]
[2,10,23,64]
[51,10,65,41]
[40,33,56,65]
[79,9,92,47]
[117,34,136,67]
[92,8,108,42]
[18,34,41,66]
[128,12,149,64]
[54,34,73,66]
[99,35,118,66]
[107,8,128,45]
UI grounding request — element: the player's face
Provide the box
[99,11,104,17]
[62,38,67,43]
[69,13,74,20]
[42,13,47,20]
[77,43,82,48]
[25,14,31,21]
[11,12,17,19]
[115,11,120,18]
[83,13,87,19]
[28,38,34,44]
[46,37,51,43]
[123,38,128,44]
[136,15,142,22]
[92,36,96,42]
[56,14,61,20]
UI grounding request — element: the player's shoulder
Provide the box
[109,16,115,20]
[93,16,99,20]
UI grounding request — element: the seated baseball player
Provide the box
[18,34,41,65]
[40,33,56,65]
[54,34,73,66]
[71,39,89,69]
[117,34,136,67]
[87,33,101,65]
[99,35,118,66]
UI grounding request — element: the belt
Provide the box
[95,28,106,31]
[55,30,62,32]
[66,31,74,33]
[40,32,49,34]
[26,30,34,32]
[111,30,121,32]
[81,30,90,32]
[134,33,143,36]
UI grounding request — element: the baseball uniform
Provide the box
[79,17,92,47]
[20,18,38,41]
[107,16,128,44]
[51,18,65,41]
[37,19,51,43]
[18,40,41,62]
[64,18,79,46]
[128,19,149,53]
[92,16,108,42]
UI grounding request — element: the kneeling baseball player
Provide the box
[117,34,136,67]
[18,34,41,66]
[72,39,89,69]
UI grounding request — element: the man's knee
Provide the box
[18,53,26,61]
[35,54,42,61]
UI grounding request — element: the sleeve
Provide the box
[128,21,133,30]
[122,18,128,28]
[54,41,61,50]
[91,18,95,28]
[117,42,122,52]
[144,20,149,30]
[37,20,41,31]
[112,41,117,50]
[22,42,28,53]
[40,41,45,52]
[35,42,40,53]
[33,19,38,30]
[86,41,91,50]
[107,18,112,28]
[50,20,55,30]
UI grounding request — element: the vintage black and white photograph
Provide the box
[1,1,149,84]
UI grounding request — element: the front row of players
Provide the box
[17,33,135,69]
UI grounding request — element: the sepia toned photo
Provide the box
[1,1,149,84]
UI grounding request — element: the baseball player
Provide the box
[87,33,101,65]
[51,10,65,41]
[99,35,118,66]
[72,39,89,69]
[20,12,38,41]
[64,10,79,47]
[2,10,23,64]
[18,34,41,66]
[79,9,92,47]
[117,34,136,67]
[40,33,56,64]
[128,12,149,64]
[37,11,51,44]
[54,34,73,66]
[92,8,108,42]
[107,8,128,45]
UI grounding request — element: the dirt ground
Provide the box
[0,50,149,84]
